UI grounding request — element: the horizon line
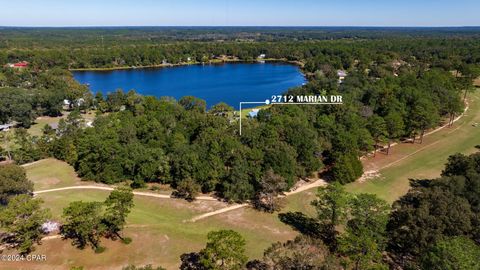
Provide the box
[1,25,480,28]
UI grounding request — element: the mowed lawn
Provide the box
[14,190,296,270]
[27,116,66,137]
[28,110,97,137]
[2,160,299,270]
[25,158,84,190]
[346,91,480,203]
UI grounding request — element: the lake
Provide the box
[73,63,306,109]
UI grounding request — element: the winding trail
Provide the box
[187,179,328,222]
[189,204,249,222]
[372,102,470,172]
[34,186,217,201]
[20,178,328,246]
[361,101,469,160]
[34,179,328,223]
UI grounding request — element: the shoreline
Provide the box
[69,58,305,72]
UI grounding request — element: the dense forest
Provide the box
[1,28,479,203]
[1,27,480,47]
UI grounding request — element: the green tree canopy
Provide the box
[420,237,480,270]
[61,201,105,251]
[0,194,50,254]
[0,164,33,205]
[199,230,248,270]
[103,186,134,240]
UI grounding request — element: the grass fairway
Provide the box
[4,160,299,270]
[1,190,297,270]
[346,91,480,203]
[25,158,83,190]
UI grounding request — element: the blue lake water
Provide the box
[73,63,306,109]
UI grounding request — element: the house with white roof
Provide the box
[248,109,260,118]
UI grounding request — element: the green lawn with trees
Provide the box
[347,90,480,202]
[15,189,295,269]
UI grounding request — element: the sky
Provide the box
[0,0,479,27]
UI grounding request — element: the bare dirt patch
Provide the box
[474,77,480,87]
[358,170,382,183]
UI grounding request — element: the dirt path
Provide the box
[284,179,327,196]
[34,186,217,201]
[188,179,327,222]
[21,160,45,167]
[361,101,469,161]
[34,179,328,223]
[189,204,249,222]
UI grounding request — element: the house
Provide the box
[63,98,86,109]
[248,109,260,118]
[41,221,60,234]
[14,61,29,68]
[258,54,266,59]
[0,123,14,132]
[4,61,29,69]
[337,70,347,83]
[76,98,85,107]
[49,123,59,130]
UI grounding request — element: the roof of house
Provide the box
[49,123,59,130]
[13,61,29,67]
[0,123,14,130]
[337,70,347,77]
[248,109,260,118]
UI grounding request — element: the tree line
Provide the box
[2,27,480,48]
[0,67,90,128]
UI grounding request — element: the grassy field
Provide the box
[27,116,65,137]
[1,159,299,270]
[1,111,95,152]
[25,158,84,190]
[28,111,96,137]
[1,190,296,270]
[346,90,480,203]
